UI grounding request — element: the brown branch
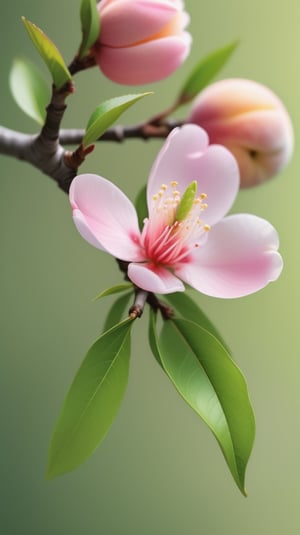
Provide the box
[0,115,182,193]
[0,82,81,193]
[59,120,181,145]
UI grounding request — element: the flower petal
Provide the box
[128,262,185,293]
[99,0,179,47]
[176,214,283,298]
[96,34,191,85]
[147,124,239,225]
[69,174,144,261]
[72,208,106,250]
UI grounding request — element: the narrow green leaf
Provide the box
[135,184,148,230]
[177,41,238,105]
[79,0,100,59]
[82,92,152,147]
[94,283,133,301]
[102,292,133,332]
[148,309,163,367]
[9,57,50,124]
[22,17,72,89]
[47,318,133,478]
[164,292,229,351]
[157,318,255,495]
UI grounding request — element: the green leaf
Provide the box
[177,41,238,105]
[135,184,148,230]
[79,0,100,59]
[82,92,152,147]
[164,292,229,351]
[157,318,255,495]
[94,283,133,301]
[9,57,50,124]
[22,17,72,89]
[47,318,133,478]
[148,309,163,368]
[102,292,133,332]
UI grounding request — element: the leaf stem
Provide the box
[129,289,149,319]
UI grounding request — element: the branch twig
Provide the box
[0,116,182,192]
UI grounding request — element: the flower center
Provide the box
[141,180,210,267]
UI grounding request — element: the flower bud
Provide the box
[95,0,191,85]
[188,78,293,187]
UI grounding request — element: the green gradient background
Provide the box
[1,1,299,533]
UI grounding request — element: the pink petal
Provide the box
[96,34,191,85]
[69,174,144,261]
[99,0,179,47]
[72,209,106,250]
[147,125,240,225]
[128,262,185,293]
[176,214,283,298]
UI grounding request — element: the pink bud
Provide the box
[95,0,191,85]
[188,79,293,187]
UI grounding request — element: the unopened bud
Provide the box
[188,78,293,187]
[95,0,191,85]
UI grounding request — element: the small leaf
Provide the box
[94,283,133,301]
[9,57,50,124]
[135,184,148,230]
[102,292,133,332]
[177,41,238,105]
[157,318,255,495]
[82,93,152,147]
[164,292,229,351]
[79,0,100,59]
[22,17,72,89]
[47,318,133,478]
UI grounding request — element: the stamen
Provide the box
[144,179,211,267]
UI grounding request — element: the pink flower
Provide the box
[95,0,191,85]
[188,79,294,187]
[69,125,283,298]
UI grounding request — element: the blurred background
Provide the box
[0,1,299,533]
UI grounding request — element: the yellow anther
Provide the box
[201,203,208,210]
[161,184,167,190]
[200,193,207,200]
[173,190,180,197]
[170,180,178,187]
[194,198,201,205]
[152,194,158,201]
[204,224,211,232]
[158,190,164,197]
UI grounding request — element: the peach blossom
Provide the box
[69,125,282,298]
[188,79,293,187]
[95,0,191,85]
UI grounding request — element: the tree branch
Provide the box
[59,120,180,145]
[0,82,79,193]
[0,114,181,193]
